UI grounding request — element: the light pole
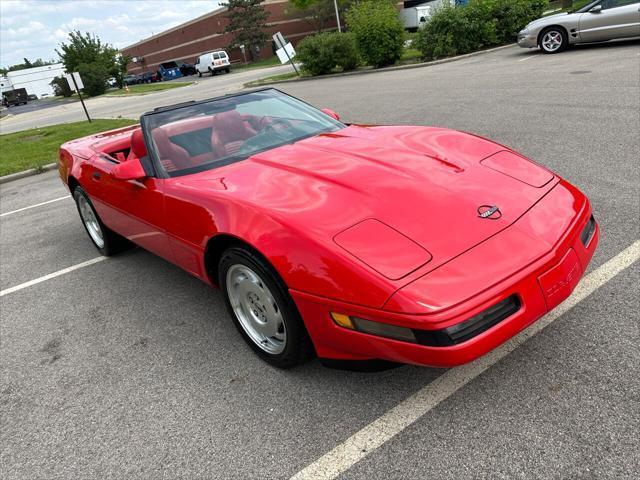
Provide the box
[334,0,341,33]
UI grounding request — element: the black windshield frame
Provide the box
[140,88,346,179]
[574,0,601,13]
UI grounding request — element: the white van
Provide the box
[195,50,231,77]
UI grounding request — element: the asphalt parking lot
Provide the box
[1,42,639,479]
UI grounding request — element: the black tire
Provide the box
[209,67,214,77]
[73,187,130,256]
[539,26,568,54]
[198,71,202,78]
[225,67,230,74]
[218,247,314,368]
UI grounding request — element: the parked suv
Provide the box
[178,62,197,76]
[124,74,139,86]
[158,61,183,81]
[196,50,231,77]
[140,72,160,83]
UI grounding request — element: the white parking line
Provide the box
[0,196,70,218]
[291,240,640,480]
[0,257,107,297]
[518,55,536,62]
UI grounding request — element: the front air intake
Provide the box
[413,295,521,347]
[581,215,596,247]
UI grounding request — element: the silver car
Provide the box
[518,0,640,53]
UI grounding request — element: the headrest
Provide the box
[212,110,248,140]
[131,129,147,158]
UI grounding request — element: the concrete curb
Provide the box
[0,163,57,185]
[245,44,516,87]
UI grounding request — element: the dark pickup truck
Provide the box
[2,88,28,107]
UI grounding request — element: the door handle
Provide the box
[92,172,101,180]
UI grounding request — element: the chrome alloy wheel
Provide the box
[226,264,286,354]
[542,31,563,52]
[77,195,104,248]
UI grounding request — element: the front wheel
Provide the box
[74,187,130,256]
[219,247,313,368]
[539,27,568,54]
[198,71,202,77]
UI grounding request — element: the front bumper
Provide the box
[518,31,538,48]
[291,181,599,368]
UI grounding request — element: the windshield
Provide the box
[160,61,178,69]
[142,89,345,177]
[574,0,600,13]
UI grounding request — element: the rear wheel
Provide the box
[225,67,230,74]
[539,27,568,54]
[219,247,313,368]
[73,187,130,256]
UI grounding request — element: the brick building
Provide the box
[121,0,335,74]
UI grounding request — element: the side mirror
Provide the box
[590,4,602,13]
[112,157,146,181]
[321,108,340,121]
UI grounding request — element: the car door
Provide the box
[84,154,174,262]
[579,1,640,42]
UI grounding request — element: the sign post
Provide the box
[65,72,91,123]
[333,0,342,33]
[272,32,299,76]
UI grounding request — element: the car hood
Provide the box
[526,12,572,29]
[183,125,557,286]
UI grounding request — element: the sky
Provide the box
[0,0,222,68]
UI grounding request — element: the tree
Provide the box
[56,31,118,73]
[1,58,56,75]
[56,31,119,96]
[111,54,131,89]
[221,0,270,60]
[77,63,109,97]
[50,76,73,97]
[288,0,351,32]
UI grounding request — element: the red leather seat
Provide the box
[211,110,256,158]
[126,128,147,162]
[151,126,193,172]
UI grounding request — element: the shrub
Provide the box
[416,2,495,60]
[417,0,548,60]
[77,62,109,97]
[346,0,404,68]
[50,76,73,97]
[297,32,359,76]
[491,0,548,43]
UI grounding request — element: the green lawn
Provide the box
[0,119,137,176]
[106,82,193,96]
[232,56,287,71]
[400,48,422,63]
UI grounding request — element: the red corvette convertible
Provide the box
[59,89,599,368]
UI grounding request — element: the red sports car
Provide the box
[59,89,599,369]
